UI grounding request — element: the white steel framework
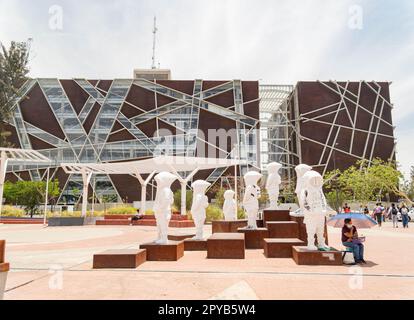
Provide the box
[0,148,51,218]
[292,80,396,175]
[8,79,260,205]
[259,84,298,182]
[62,156,246,217]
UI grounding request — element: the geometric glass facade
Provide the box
[259,84,295,183]
[5,79,261,204]
[289,81,396,176]
[4,79,396,205]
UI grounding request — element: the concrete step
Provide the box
[263,210,291,223]
[207,233,245,259]
[237,228,269,249]
[292,246,342,266]
[266,221,299,238]
[96,219,195,228]
[0,219,44,225]
[93,249,147,269]
[263,238,305,258]
[184,239,207,251]
[104,214,191,221]
[140,241,184,261]
[212,220,248,233]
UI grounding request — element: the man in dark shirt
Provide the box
[342,218,366,264]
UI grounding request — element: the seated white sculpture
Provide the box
[300,170,330,251]
[153,172,177,244]
[191,180,211,240]
[294,164,313,215]
[243,171,262,229]
[266,162,282,210]
[223,190,237,221]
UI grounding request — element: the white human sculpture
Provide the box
[191,180,211,240]
[243,171,262,229]
[266,162,282,210]
[223,190,237,221]
[153,172,177,244]
[294,164,313,215]
[300,170,330,251]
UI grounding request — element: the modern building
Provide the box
[4,78,260,204]
[3,78,396,205]
[133,69,171,81]
[259,81,396,182]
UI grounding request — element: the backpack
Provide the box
[391,207,398,215]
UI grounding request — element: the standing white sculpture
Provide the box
[266,162,282,210]
[191,180,211,240]
[300,170,330,251]
[223,190,237,221]
[294,164,313,215]
[153,172,177,244]
[243,171,262,229]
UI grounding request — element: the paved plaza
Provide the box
[1,222,413,300]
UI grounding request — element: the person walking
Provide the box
[389,203,399,228]
[374,203,383,227]
[400,203,410,228]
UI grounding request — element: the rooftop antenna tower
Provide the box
[151,16,158,69]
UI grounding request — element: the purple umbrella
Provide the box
[327,213,377,229]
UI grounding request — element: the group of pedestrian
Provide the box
[351,202,412,229]
[387,203,410,228]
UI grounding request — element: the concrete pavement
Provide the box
[1,222,413,300]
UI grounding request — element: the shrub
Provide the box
[205,205,224,222]
[0,205,25,217]
[214,188,226,208]
[3,180,60,217]
[173,189,193,213]
[258,188,269,207]
[237,207,246,219]
[107,206,137,215]
[145,209,155,215]
[47,210,105,218]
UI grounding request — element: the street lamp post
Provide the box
[333,143,340,213]
[234,143,239,219]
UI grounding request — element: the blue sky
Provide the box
[0,0,413,177]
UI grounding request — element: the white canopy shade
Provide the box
[61,156,246,217]
[0,148,51,221]
[61,156,245,175]
[0,147,50,164]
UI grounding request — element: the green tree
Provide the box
[173,189,193,213]
[368,159,402,201]
[38,179,61,212]
[325,158,406,205]
[401,166,414,202]
[325,190,347,213]
[279,182,296,203]
[0,40,31,147]
[3,180,60,217]
[213,187,226,208]
[258,188,269,207]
